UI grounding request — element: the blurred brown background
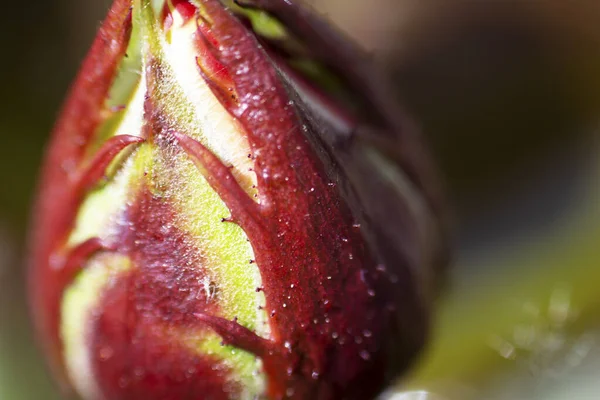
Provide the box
[2,1,600,399]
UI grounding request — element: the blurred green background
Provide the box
[1,0,600,399]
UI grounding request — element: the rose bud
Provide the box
[28,0,448,399]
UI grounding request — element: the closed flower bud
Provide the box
[28,0,448,399]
